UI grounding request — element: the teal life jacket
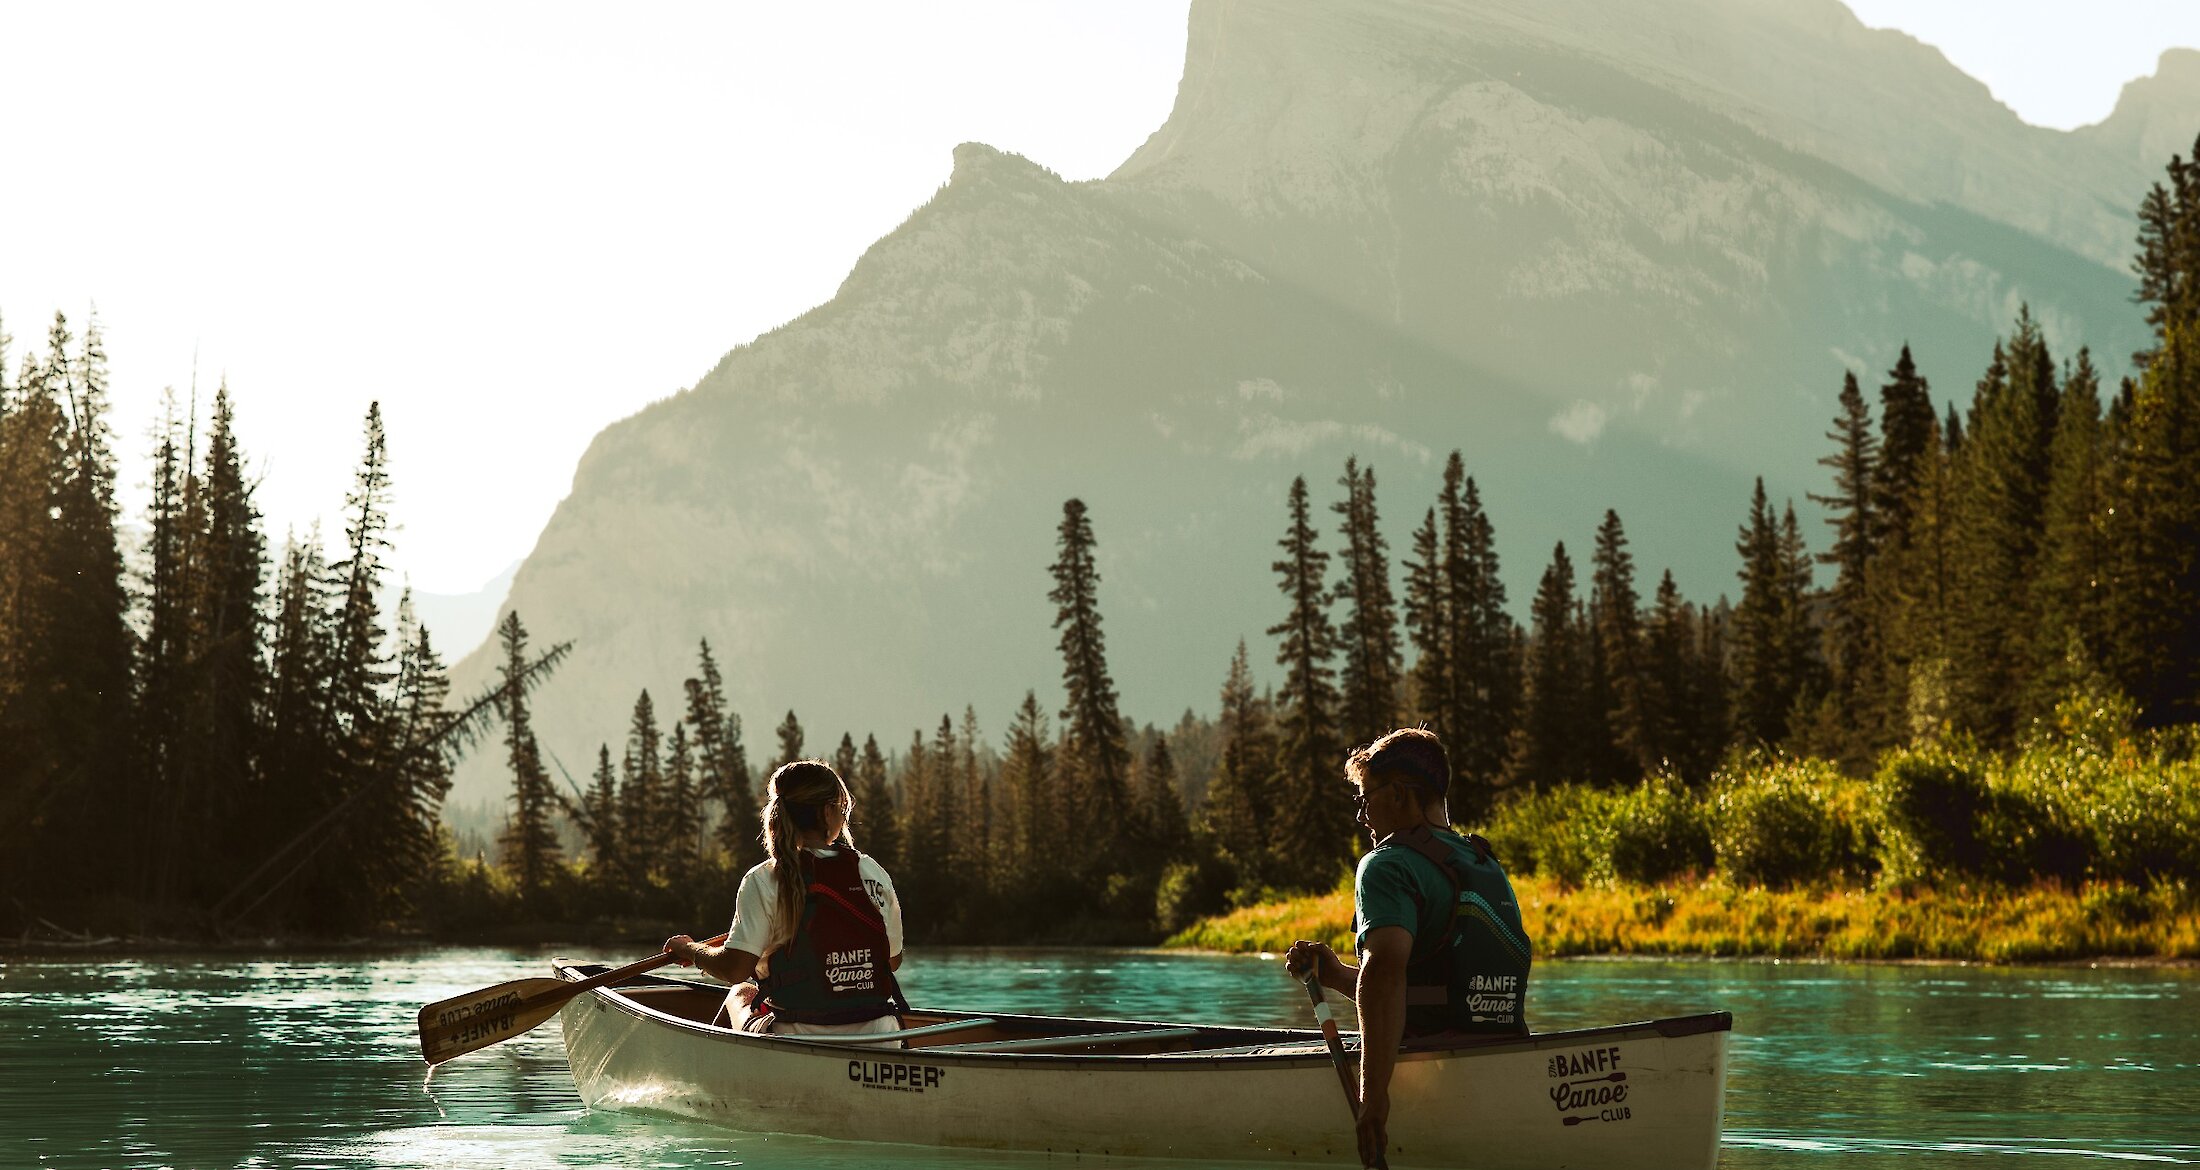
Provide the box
[1382,825,1532,1037]
[756,848,906,1026]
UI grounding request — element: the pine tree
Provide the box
[260,533,334,886]
[2106,324,2200,724]
[1514,542,1583,786]
[571,744,624,875]
[368,603,455,920]
[2028,349,2110,713]
[853,733,899,871]
[1000,691,1054,882]
[1402,459,1518,809]
[1401,506,1449,732]
[619,690,667,878]
[2106,139,2200,724]
[897,728,948,924]
[1950,314,2059,743]
[956,706,992,896]
[1777,502,1824,733]
[42,311,138,895]
[139,388,198,895]
[664,721,702,870]
[1048,498,1131,857]
[194,385,266,892]
[1139,733,1192,864]
[770,709,805,775]
[1811,371,1879,752]
[1730,480,1793,746]
[833,734,859,794]
[2131,142,2199,370]
[1201,640,1276,890]
[1694,597,1735,763]
[1451,475,1519,807]
[1589,510,1647,781]
[495,611,562,900]
[683,640,759,869]
[1639,571,1708,777]
[1331,458,1402,746]
[928,714,965,894]
[1882,416,1962,739]
[325,403,395,756]
[280,403,401,924]
[0,322,69,891]
[1267,476,1348,886]
[1875,347,1936,546]
[1861,349,1937,758]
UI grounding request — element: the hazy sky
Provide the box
[4,0,2196,602]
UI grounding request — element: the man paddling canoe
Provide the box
[1287,727,1533,1166]
[664,759,909,1040]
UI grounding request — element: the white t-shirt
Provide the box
[724,847,904,1038]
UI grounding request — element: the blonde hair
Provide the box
[759,759,855,959]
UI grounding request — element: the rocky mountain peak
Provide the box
[2083,48,2200,170]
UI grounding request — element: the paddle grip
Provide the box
[563,931,732,997]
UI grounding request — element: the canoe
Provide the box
[554,960,1729,1168]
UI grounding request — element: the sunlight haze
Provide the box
[1,0,2192,608]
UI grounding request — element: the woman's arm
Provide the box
[665,935,759,985]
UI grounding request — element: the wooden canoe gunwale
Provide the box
[552,960,1732,1071]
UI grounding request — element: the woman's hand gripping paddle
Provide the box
[416,932,728,1065]
[1301,969,1389,1170]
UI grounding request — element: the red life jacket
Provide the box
[756,848,905,1026]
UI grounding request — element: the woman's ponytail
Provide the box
[757,759,854,959]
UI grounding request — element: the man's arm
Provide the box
[1285,940,1359,997]
[1354,925,1413,1165]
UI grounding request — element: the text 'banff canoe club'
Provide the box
[825,949,878,991]
[850,1060,945,1092]
[1547,1045,1633,1126]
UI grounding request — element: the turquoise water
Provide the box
[2,947,2195,1168]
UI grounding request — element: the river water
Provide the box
[1,947,2194,1168]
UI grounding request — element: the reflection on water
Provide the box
[1,947,2194,1168]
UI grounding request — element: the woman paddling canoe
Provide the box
[663,759,908,1040]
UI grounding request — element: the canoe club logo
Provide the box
[850,1059,945,1093]
[434,992,522,1050]
[1547,1045,1632,1127]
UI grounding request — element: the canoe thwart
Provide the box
[930,1026,1208,1054]
[773,1017,1000,1046]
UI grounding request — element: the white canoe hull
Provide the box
[556,966,1728,1168]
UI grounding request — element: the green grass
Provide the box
[1167,873,2200,962]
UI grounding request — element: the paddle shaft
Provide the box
[563,931,732,1000]
[418,932,728,1065]
[1301,970,1388,1170]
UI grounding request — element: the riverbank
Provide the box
[1166,874,2200,963]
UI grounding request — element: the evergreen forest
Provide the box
[5,143,2200,950]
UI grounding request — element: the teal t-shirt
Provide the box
[1354,827,1532,1035]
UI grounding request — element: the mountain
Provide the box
[445,0,2184,807]
[383,561,519,663]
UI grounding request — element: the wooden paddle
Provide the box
[1301,969,1388,1170]
[416,932,728,1065]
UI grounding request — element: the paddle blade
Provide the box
[417,976,573,1065]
